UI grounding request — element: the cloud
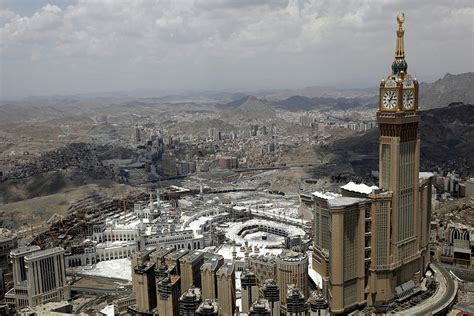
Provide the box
[0,0,473,98]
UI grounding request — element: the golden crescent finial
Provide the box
[397,12,405,25]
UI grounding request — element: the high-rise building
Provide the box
[285,287,308,316]
[262,279,280,316]
[325,197,370,313]
[157,275,181,316]
[216,262,236,316]
[195,300,218,316]
[6,246,70,310]
[6,246,40,310]
[179,288,201,316]
[0,229,17,299]
[24,247,70,307]
[165,248,189,275]
[241,268,258,313]
[370,12,431,307]
[180,251,204,293]
[162,151,177,176]
[276,250,309,305]
[307,13,432,314]
[307,291,329,316]
[249,299,271,316]
[200,256,224,300]
[132,250,157,313]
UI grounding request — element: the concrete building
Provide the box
[6,246,40,310]
[276,250,309,305]
[157,275,181,316]
[249,299,272,316]
[195,299,218,316]
[0,229,17,298]
[200,255,224,300]
[180,251,204,293]
[162,152,177,176]
[178,288,201,316]
[326,197,369,313]
[307,291,329,316]
[262,279,280,316]
[241,268,259,313]
[131,249,157,313]
[5,246,70,311]
[165,248,189,275]
[24,247,69,307]
[285,287,308,316]
[249,254,277,287]
[216,262,236,316]
[306,15,432,314]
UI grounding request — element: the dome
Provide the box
[392,58,407,75]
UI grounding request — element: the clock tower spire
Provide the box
[392,13,407,75]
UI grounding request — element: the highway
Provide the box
[397,262,457,315]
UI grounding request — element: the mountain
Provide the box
[220,95,253,109]
[328,103,474,176]
[274,95,377,111]
[220,96,276,122]
[419,72,474,110]
[260,86,378,101]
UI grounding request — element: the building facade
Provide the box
[306,14,432,314]
[216,262,236,316]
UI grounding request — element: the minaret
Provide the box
[149,191,154,211]
[231,239,237,262]
[156,188,161,208]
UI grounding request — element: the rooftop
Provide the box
[312,191,341,200]
[419,172,435,180]
[328,197,367,208]
[10,245,41,257]
[201,256,223,271]
[340,181,378,195]
[217,262,235,276]
[181,251,204,263]
[25,247,64,260]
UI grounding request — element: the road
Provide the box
[397,262,457,315]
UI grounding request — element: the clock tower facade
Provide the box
[369,13,429,306]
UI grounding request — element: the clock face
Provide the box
[403,90,414,109]
[382,90,398,110]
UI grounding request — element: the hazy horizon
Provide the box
[1,0,473,99]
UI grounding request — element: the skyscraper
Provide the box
[249,299,272,316]
[241,268,258,313]
[180,251,204,293]
[262,279,280,316]
[157,276,181,316]
[216,262,236,316]
[285,286,308,316]
[308,13,432,314]
[200,255,224,300]
[370,12,430,306]
[6,246,70,310]
[132,250,157,313]
[276,250,309,305]
[179,288,201,316]
[196,300,218,316]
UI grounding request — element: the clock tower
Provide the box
[374,13,426,303]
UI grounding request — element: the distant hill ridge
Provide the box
[330,103,474,176]
[419,72,474,110]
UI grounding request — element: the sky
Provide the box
[0,0,473,99]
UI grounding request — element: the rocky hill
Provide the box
[220,96,276,122]
[419,72,474,110]
[328,103,474,176]
[274,95,377,111]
